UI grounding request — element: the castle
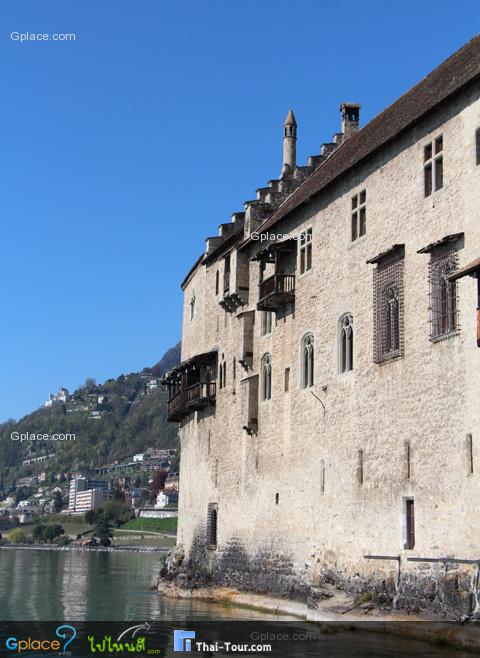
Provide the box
[163,36,480,617]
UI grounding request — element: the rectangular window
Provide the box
[357,449,364,486]
[261,311,273,336]
[224,255,230,293]
[424,135,443,196]
[299,228,312,274]
[476,128,480,166]
[428,244,459,340]
[284,367,290,392]
[351,190,366,241]
[372,247,405,364]
[405,499,415,550]
[467,434,474,474]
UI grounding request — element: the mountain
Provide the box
[0,343,181,493]
[151,341,181,377]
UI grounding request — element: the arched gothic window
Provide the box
[261,353,272,400]
[339,314,354,373]
[385,285,400,353]
[301,334,314,388]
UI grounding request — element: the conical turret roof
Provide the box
[284,109,297,126]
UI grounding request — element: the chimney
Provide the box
[340,103,361,139]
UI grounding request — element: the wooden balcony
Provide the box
[167,382,216,421]
[257,274,295,311]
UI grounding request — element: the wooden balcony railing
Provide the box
[257,273,295,311]
[167,382,216,421]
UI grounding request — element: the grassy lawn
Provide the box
[120,517,177,534]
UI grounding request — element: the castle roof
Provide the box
[253,34,480,239]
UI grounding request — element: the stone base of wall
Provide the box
[160,538,478,621]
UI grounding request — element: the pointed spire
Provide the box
[284,109,297,127]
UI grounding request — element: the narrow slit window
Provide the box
[284,367,290,392]
[207,503,218,549]
[404,499,415,550]
[467,434,474,474]
[476,128,480,166]
[405,441,411,480]
[357,449,364,486]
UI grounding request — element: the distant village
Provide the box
[44,372,160,419]
[0,378,178,534]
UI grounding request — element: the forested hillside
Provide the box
[0,343,180,492]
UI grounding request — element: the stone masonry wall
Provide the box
[174,84,480,619]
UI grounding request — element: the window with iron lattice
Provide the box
[370,246,405,364]
[428,245,460,341]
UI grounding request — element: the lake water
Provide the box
[0,548,474,657]
[0,548,285,621]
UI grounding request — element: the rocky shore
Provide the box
[158,545,480,652]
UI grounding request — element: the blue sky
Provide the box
[0,0,477,420]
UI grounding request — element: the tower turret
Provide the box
[282,109,297,174]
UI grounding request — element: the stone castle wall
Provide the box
[173,84,480,618]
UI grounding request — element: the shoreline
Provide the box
[157,580,480,653]
[0,543,169,553]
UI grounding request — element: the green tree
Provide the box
[32,524,64,543]
[8,528,26,543]
[111,482,125,502]
[84,509,97,525]
[94,516,114,547]
[15,486,32,506]
[53,491,63,513]
[43,525,64,542]
[33,524,46,542]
